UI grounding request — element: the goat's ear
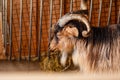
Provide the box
[65,26,79,37]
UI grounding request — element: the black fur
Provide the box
[66,20,120,60]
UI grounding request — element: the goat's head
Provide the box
[49,13,91,66]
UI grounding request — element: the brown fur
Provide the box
[50,22,120,73]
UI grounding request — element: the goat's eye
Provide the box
[57,32,63,38]
[57,35,62,38]
[50,35,54,41]
[69,26,73,28]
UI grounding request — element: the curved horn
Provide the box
[57,13,91,37]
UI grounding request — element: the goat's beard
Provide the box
[60,51,68,66]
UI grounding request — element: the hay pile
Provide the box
[39,52,76,72]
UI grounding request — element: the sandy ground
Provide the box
[0,72,120,80]
[0,61,120,80]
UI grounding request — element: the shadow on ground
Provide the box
[0,61,41,72]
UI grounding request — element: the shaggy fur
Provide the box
[50,19,120,73]
[72,23,120,73]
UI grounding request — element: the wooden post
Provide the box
[0,12,6,59]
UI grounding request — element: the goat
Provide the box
[49,11,120,73]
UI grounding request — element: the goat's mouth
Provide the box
[49,49,61,55]
[49,48,60,53]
